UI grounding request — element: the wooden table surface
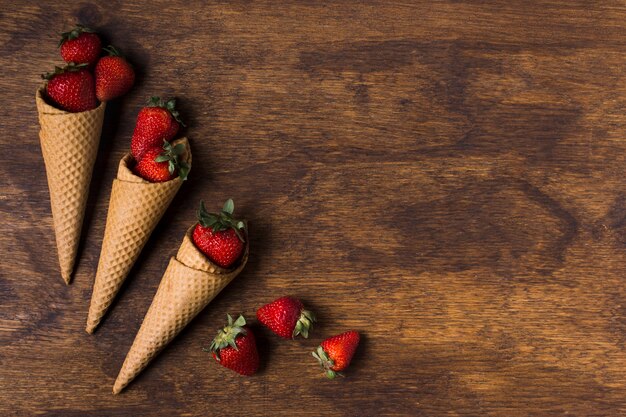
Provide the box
[1,1,625,416]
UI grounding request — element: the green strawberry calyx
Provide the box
[102,44,124,57]
[147,96,186,127]
[42,62,89,80]
[59,24,95,47]
[154,140,190,180]
[312,346,343,379]
[197,199,246,242]
[293,309,316,339]
[205,314,247,361]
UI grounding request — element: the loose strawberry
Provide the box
[205,314,259,376]
[133,140,189,183]
[95,45,135,101]
[130,97,184,160]
[192,199,246,268]
[43,63,98,113]
[59,25,101,67]
[257,296,316,339]
[312,331,360,379]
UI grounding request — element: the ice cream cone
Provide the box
[36,88,106,284]
[112,226,249,394]
[86,138,191,334]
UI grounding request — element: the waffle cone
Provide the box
[36,88,106,284]
[86,138,192,334]
[113,226,249,394]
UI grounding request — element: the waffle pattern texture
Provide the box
[86,138,192,333]
[36,88,106,284]
[113,226,249,394]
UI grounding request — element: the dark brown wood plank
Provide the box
[1,1,625,415]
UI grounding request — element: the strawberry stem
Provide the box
[293,309,316,339]
[153,140,189,180]
[197,199,246,242]
[147,96,186,127]
[312,346,344,379]
[207,314,247,361]
[58,24,95,47]
[103,44,122,57]
[41,62,89,80]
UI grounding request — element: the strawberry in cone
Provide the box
[59,24,101,67]
[38,49,104,284]
[95,45,135,102]
[112,199,248,394]
[38,26,135,284]
[86,97,190,333]
[130,97,182,160]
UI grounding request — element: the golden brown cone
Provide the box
[112,226,249,394]
[36,88,106,284]
[86,138,191,333]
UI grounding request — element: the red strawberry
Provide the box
[206,314,259,376]
[257,296,316,339]
[130,97,184,160]
[312,331,360,379]
[43,63,98,113]
[59,25,101,67]
[133,140,189,183]
[95,45,135,101]
[192,199,246,268]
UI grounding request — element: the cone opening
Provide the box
[118,137,191,184]
[36,87,105,116]
[179,224,249,274]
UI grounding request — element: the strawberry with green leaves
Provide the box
[131,97,184,160]
[192,199,246,268]
[43,63,98,113]
[59,25,101,67]
[95,45,135,101]
[312,330,360,379]
[257,296,316,339]
[133,140,189,182]
[206,314,259,376]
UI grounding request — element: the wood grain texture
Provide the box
[1,1,625,415]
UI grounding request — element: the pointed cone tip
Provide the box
[113,373,128,394]
[85,321,97,334]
